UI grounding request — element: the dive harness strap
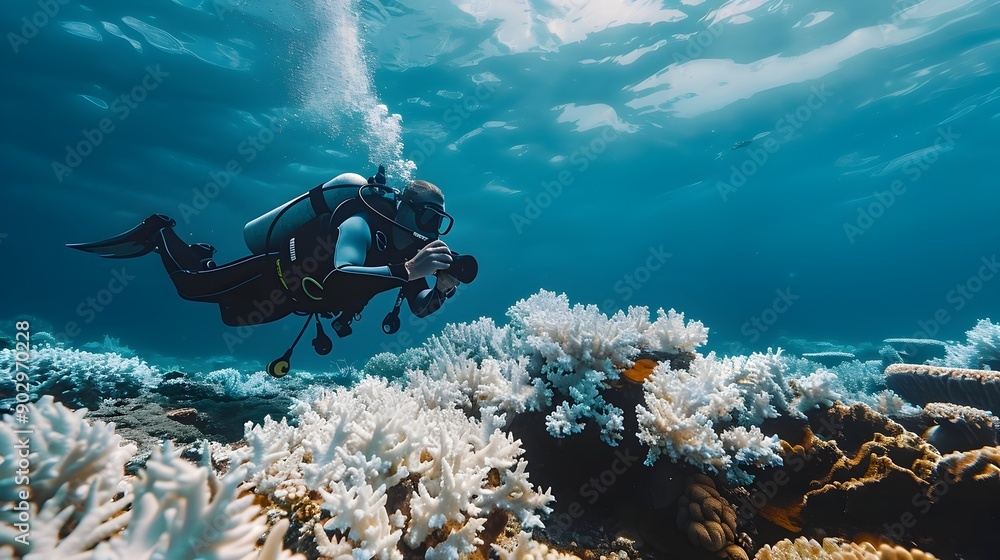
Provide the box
[308,185,331,216]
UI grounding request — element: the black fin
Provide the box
[66,214,176,258]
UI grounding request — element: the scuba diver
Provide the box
[67,166,477,376]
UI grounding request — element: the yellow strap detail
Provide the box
[302,277,324,301]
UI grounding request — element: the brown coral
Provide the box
[676,473,748,560]
[920,402,998,454]
[885,363,1000,411]
[743,405,941,540]
[932,446,1000,507]
[753,537,936,559]
[800,424,939,531]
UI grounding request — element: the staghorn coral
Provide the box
[753,537,937,560]
[0,395,136,507]
[409,342,549,432]
[728,349,794,425]
[676,473,748,560]
[0,396,303,559]
[503,291,711,445]
[492,532,582,560]
[635,353,783,483]
[868,390,920,417]
[637,307,709,354]
[237,377,554,560]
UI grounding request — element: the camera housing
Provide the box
[441,251,478,284]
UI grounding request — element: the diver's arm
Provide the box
[403,275,456,318]
[334,216,404,277]
[323,215,409,294]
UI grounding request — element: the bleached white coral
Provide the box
[0,395,135,505]
[638,307,709,353]
[410,350,548,429]
[203,367,288,398]
[0,346,161,409]
[727,349,793,424]
[932,318,1000,369]
[1,398,302,559]
[505,291,649,444]
[239,377,553,560]
[92,441,270,559]
[492,532,581,560]
[790,369,842,413]
[869,390,921,416]
[635,353,782,479]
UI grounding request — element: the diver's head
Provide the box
[393,180,452,249]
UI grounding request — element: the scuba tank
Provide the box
[243,172,369,254]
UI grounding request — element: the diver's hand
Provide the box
[435,271,459,293]
[405,240,453,280]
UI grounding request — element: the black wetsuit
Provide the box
[154,203,448,328]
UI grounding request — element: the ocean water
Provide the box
[3,0,999,375]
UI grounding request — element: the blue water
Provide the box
[2,0,999,375]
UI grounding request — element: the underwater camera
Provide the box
[380,251,478,336]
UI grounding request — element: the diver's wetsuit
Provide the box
[154,206,449,328]
[154,226,293,326]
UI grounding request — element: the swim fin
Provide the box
[66,214,177,258]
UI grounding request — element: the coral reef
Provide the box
[884,363,1000,411]
[492,532,581,560]
[920,403,998,454]
[5,295,1000,559]
[676,473,749,560]
[0,396,300,559]
[930,319,1000,370]
[882,339,947,364]
[754,537,936,559]
[800,352,856,368]
[635,352,784,483]
[0,345,161,410]
[236,376,554,559]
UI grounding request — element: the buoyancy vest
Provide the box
[274,193,414,315]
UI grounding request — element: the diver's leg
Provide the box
[154,226,218,272]
[154,227,282,303]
